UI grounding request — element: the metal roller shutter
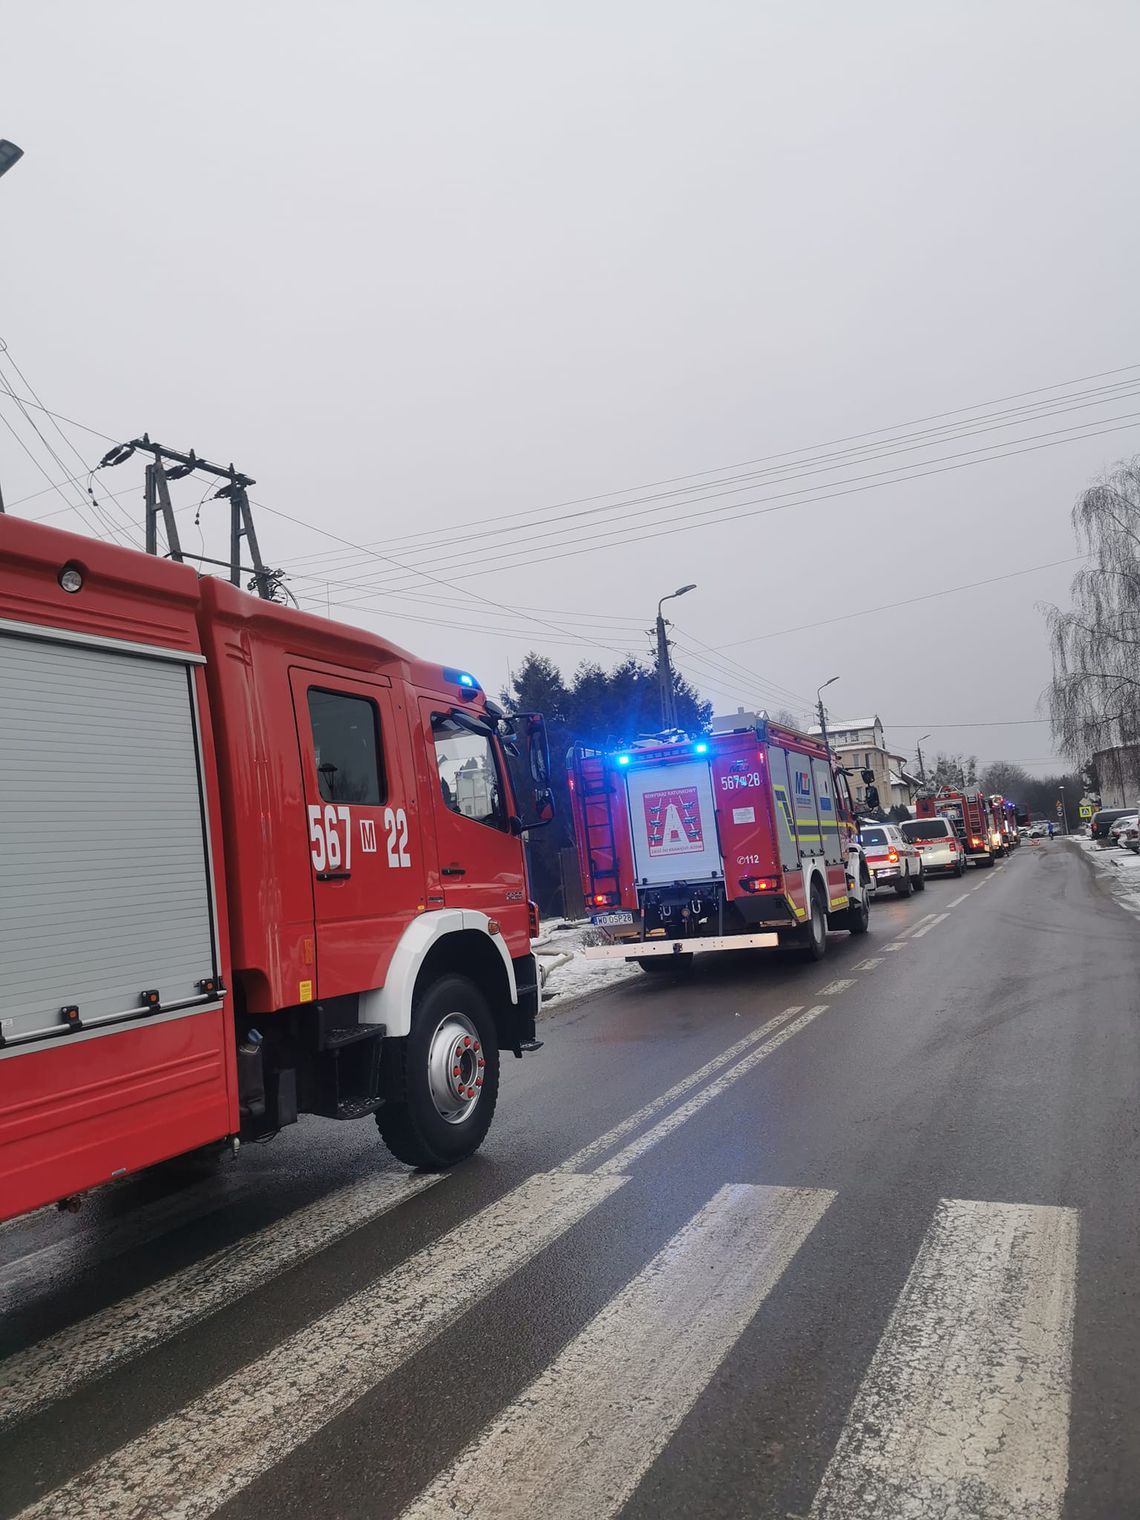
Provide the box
[0,630,218,1047]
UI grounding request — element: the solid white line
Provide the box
[808,1198,1078,1520]
[0,1170,441,1429]
[909,912,949,940]
[399,1183,836,1520]
[817,978,855,996]
[595,1006,829,1176]
[946,892,970,908]
[853,957,883,971]
[0,1178,254,1313]
[16,1170,626,1520]
[556,1008,801,1174]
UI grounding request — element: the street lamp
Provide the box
[916,733,931,786]
[655,584,697,730]
[1057,783,1069,835]
[0,141,23,181]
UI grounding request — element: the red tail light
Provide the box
[740,876,780,893]
[887,848,899,863]
[528,900,540,938]
[591,893,615,907]
[970,836,982,847]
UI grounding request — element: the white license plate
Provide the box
[591,909,634,927]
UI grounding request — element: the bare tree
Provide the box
[1045,459,1140,771]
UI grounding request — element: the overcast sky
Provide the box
[4,2,1139,777]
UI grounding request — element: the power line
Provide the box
[718,555,1089,650]
[285,361,1140,573]
[316,414,1140,594]
[288,380,1140,584]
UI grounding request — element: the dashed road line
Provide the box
[817,978,855,996]
[399,1184,836,1520]
[594,1006,829,1176]
[556,1008,801,1174]
[945,892,970,908]
[898,913,937,939]
[910,913,949,940]
[882,941,909,952]
[852,957,883,971]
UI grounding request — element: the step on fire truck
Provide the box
[0,517,554,1223]
[568,717,871,971]
[915,789,1001,866]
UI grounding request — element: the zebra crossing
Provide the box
[0,997,1083,1520]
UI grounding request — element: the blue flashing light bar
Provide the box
[617,753,631,766]
[694,741,709,754]
[442,666,481,691]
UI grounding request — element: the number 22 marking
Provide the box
[385,806,411,868]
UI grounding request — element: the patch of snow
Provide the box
[533,921,641,1011]
[1070,835,1140,921]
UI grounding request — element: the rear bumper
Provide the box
[916,848,957,870]
[585,932,780,962]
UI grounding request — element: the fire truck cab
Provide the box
[569,717,871,970]
[0,517,553,1222]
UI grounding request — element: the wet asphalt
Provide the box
[1,838,1138,1519]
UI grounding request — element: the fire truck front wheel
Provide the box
[844,881,871,935]
[376,975,500,1169]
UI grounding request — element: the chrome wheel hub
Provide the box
[426,1012,485,1124]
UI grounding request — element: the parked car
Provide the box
[1108,812,1138,847]
[1091,808,1134,846]
[898,816,967,877]
[858,823,925,896]
[1120,820,1140,854]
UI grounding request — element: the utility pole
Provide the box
[916,732,931,786]
[1058,784,1070,834]
[100,434,280,600]
[655,584,696,730]
[815,676,839,759]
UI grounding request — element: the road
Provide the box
[2,838,1139,1519]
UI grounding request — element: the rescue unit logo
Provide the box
[793,769,812,806]
[643,787,704,857]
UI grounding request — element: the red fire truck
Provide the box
[915,789,1000,866]
[568,717,871,970]
[0,517,553,1223]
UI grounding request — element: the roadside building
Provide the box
[807,715,922,814]
[1091,744,1140,809]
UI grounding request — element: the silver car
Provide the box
[899,816,967,877]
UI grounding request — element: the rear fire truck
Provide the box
[568,717,871,970]
[915,789,1000,866]
[0,517,553,1223]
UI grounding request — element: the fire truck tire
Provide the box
[845,881,871,935]
[912,864,926,892]
[376,974,499,1169]
[800,884,829,961]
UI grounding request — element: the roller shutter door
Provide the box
[0,629,218,1047]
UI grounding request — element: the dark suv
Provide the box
[1090,808,1133,846]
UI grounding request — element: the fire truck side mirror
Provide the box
[506,713,555,830]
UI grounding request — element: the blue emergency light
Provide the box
[617,753,631,766]
[694,741,709,754]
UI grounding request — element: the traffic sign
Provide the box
[1056,801,1064,815]
[1079,803,1094,819]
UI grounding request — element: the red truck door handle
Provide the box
[442,866,466,877]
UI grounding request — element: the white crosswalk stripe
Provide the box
[13,1169,626,1520]
[808,1198,1078,1520]
[398,1183,835,1520]
[0,1169,441,1429]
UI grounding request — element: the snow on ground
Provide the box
[534,920,641,1012]
[1071,834,1140,920]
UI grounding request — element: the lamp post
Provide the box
[916,733,931,787]
[0,141,22,516]
[815,676,840,759]
[656,584,696,730]
[1058,783,1069,835]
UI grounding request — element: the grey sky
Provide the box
[4,1,1139,777]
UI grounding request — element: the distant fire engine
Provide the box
[915,789,1001,866]
[569,717,871,970]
